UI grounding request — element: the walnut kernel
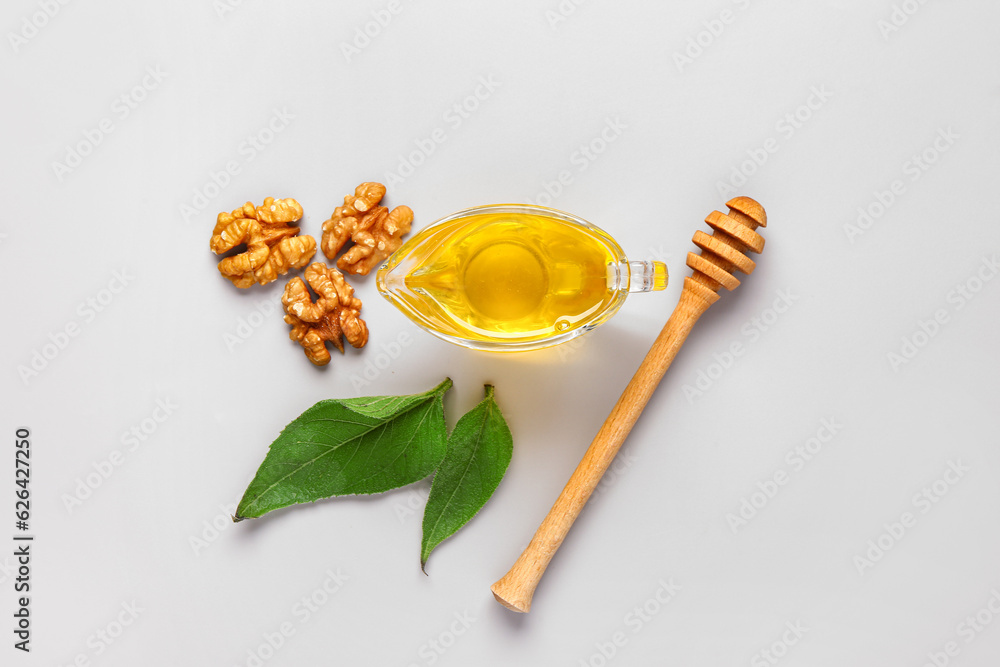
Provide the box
[282,262,368,366]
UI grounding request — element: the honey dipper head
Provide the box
[685,196,767,299]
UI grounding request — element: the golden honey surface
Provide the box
[380,211,622,346]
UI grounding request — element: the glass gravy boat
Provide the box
[376,204,667,351]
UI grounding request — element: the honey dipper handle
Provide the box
[490,282,715,613]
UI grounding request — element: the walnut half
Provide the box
[282,262,368,366]
[210,198,316,287]
[321,182,412,276]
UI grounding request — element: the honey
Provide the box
[376,205,667,351]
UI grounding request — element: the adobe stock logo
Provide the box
[18,269,135,386]
[383,76,501,187]
[877,0,937,40]
[222,290,284,353]
[405,611,476,667]
[682,289,797,403]
[339,0,416,62]
[7,0,72,54]
[189,503,237,556]
[886,254,998,371]
[843,126,958,244]
[672,0,756,73]
[577,578,681,667]
[179,108,295,224]
[919,588,1000,667]
[349,331,413,391]
[725,418,844,534]
[213,0,245,19]
[525,117,628,207]
[853,460,970,576]
[51,67,168,182]
[750,621,809,667]
[56,601,144,666]
[61,398,179,513]
[233,568,350,667]
[544,0,590,30]
[716,86,832,198]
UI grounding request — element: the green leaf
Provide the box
[421,385,513,571]
[236,378,452,520]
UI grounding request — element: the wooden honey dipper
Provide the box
[491,196,767,613]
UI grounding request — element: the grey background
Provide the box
[3,0,1000,665]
